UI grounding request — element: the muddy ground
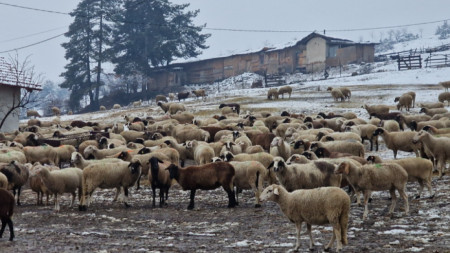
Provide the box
[2,83,450,252]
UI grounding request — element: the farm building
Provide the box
[0,57,41,132]
[148,32,377,89]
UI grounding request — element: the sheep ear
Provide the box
[273,187,279,196]
[267,161,274,170]
[344,163,350,175]
[157,158,163,164]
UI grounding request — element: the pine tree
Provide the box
[436,21,450,40]
[60,0,119,111]
[109,0,210,80]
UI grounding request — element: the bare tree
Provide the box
[0,53,42,130]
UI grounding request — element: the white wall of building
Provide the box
[0,85,21,132]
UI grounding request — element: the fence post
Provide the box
[419,55,422,68]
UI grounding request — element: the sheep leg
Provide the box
[71,192,76,207]
[325,222,341,252]
[152,186,156,207]
[426,178,434,199]
[188,189,196,210]
[306,223,315,250]
[437,159,444,179]
[15,187,21,206]
[252,178,262,208]
[294,222,302,251]
[113,187,121,202]
[0,218,6,238]
[136,173,142,190]
[362,190,371,220]
[224,185,237,208]
[388,188,397,216]
[393,150,398,159]
[415,179,424,199]
[397,186,409,215]
[123,187,131,208]
[235,186,240,206]
[7,218,14,241]
[54,194,59,212]
[159,187,165,207]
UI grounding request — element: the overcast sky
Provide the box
[0,0,449,83]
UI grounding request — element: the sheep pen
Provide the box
[2,83,450,252]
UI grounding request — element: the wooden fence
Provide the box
[397,55,422,70]
[424,54,450,68]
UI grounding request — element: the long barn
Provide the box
[148,32,376,89]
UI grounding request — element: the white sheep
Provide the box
[259,184,350,252]
[79,160,142,210]
[373,128,420,159]
[412,130,450,178]
[186,140,215,165]
[267,156,341,192]
[335,161,409,220]
[38,167,82,211]
[269,137,291,160]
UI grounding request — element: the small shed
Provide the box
[0,57,42,132]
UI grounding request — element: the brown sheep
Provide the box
[267,88,279,100]
[166,162,237,210]
[0,188,15,241]
[192,89,206,100]
[278,85,292,99]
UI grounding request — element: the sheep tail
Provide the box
[340,211,349,245]
[255,171,260,189]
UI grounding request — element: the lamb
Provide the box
[418,102,445,109]
[113,104,121,109]
[439,80,450,91]
[26,110,41,118]
[438,91,450,105]
[310,141,365,158]
[366,155,434,198]
[420,107,448,116]
[147,157,172,207]
[335,161,409,220]
[177,91,190,101]
[0,161,30,205]
[166,162,237,210]
[278,85,292,99]
[259,184,349,252]
[363,104,389,115]
[38,167,83,211]
[394,94,413,111]
[328,87,345,102]
[79,160,142,210]
[157,102,172,113]
[168,93,175,101]
[186,140,215,165]
[52,106,61,116]
[219,103,241,115]
[269,137,291,160]
[29,163,59,205]
[267,157,341,192]
[373,127,420,159]
[267,88,279,100]
[155,95,168,103]
[0,188,15,241]
[133,99,142,107]
[340,87,352,101]
[168,103,186,115]
[412,130,450,178]
[229,161,270,207]
[192,89,206,100]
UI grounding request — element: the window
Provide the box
[327,45,338,58]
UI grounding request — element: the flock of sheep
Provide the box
[1,81,450,252]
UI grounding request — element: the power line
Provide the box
[1,1,448,33]
[0,33,65,54]
[0,1,69,15]
[0,26,67,44]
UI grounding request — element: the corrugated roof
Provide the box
[0,57,42,90]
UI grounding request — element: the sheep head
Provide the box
[270,137,282,148]
[166,164,179,180]
[301,151,316,160]
[128,161,141,175]
[259,184,280,203]
[372,128,385,136]
[219,151,234,162]
[335,162,350,175]
[271,157,286,172]
[412,130,428,144]
[286,154,306,165]
[211,157,222,163]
